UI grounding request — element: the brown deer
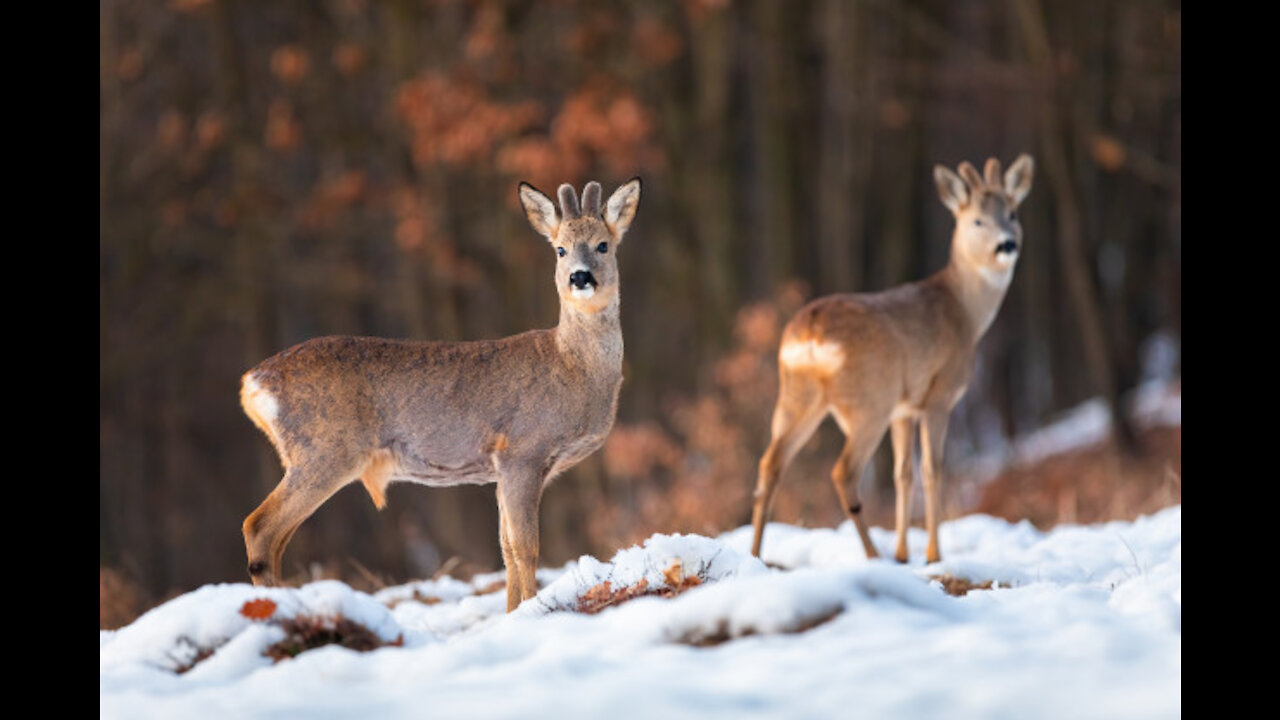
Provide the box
[750,155,1034,564]
[240,178,641,611]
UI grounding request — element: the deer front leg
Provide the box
[496,474,542,612]
[497,511,518,611]
[889,417,917,563]
[919,410,950,563]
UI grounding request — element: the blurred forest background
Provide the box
[100,0,1181,625]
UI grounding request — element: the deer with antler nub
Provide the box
[750,156,1034,564]
[240,178,641,611]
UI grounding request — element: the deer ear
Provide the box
[1004,154,1035,207]
[934,165,969,214]
[519,182,559,240]
[604,177,641,241]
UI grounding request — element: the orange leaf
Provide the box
[1090,135,1127,172]
[662,559,685,588]
[240,598,277,621]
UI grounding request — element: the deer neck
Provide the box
[555,292,623,378]
[941,241,1014,343]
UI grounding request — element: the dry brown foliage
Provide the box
[929,574,996,597]
[265,99,301,152]
[332,43,366,76]
[497,82,662,187]
[972,425,1181,530]
[264,615,402,662]
[270,45,310,84]
[1090,134,1128,172]
[573,559,704,615]
[397,73,544,169]
[100,567,147,631]
[168,608,401,673]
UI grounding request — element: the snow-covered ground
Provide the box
[955,378,1181,485]
[101,507,1181,719]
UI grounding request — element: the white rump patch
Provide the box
[243,374,279,423]
[779,339,845,373]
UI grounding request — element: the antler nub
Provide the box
[558,184,581,219]
[958,162,984,191]
[983,158,1003,189]
[582,181,602,218]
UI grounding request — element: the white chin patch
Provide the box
[978,263,1014,289]
[571,285,596,300]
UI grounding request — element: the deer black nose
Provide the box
[569,270,597,289]
[995,239,1019,255]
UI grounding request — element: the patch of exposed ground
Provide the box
[972,425,1181,529]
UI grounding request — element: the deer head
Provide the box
[934,155,1035,288]
[519,178,642,315]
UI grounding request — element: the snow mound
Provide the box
[102,508,1181,719]
[520,532,767,615]
[100,580,408,690]
[658,562,963,646]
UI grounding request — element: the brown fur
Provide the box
[750,156,1034,564]
[241,179,642,611]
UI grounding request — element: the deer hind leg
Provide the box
[243,456,363,587]
[751,374,826,557]
[920,410,951,563]
[889,417,918,563]
[496,472,542,612]
[828,405,891,560]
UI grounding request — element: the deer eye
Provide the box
[556,247,566,258]
[974,219,983,226]
[596,242,608,254]
[1009,211,1017,221]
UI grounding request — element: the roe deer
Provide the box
[240,178,641,611]
[750,155,1034,563]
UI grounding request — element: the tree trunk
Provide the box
[1011,0,1137,453]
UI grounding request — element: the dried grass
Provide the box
[573,559,705,615]
[929,574,996,597]
[973,426,1181,529]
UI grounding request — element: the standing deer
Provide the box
[750,155,1034,563]
[240,178,641,611]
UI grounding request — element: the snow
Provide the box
[101,507,1181,719]
[956,379,1181,484]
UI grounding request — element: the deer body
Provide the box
[750,156,1034,564]
[241,179,641,611]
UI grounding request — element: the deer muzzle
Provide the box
[569,270,597,290]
